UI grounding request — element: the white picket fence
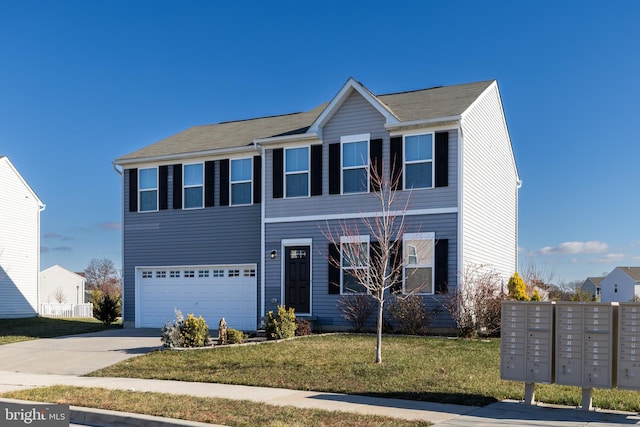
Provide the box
[40,303,93,318]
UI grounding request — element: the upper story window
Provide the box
[285,147,309,198]
[139,167,158,212]
[404,133,433,189]
[231,158,252,205]
[341,235,370,294]
[404,233,434,294]
[183,163,204,209]
[341,134,369,194]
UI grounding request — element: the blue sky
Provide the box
[1,1,638,285]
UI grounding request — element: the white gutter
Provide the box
[253,132,320,146]
[114,145,257,167]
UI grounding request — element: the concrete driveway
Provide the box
[0,328,161,375]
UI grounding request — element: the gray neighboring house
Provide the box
[114,78,520,331]
[600,267,640,303]
[580,276,604,301]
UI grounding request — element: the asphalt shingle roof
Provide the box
[620,267,640,282]
[115,80,494,163]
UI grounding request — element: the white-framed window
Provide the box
[340,235,370,294]
[403,232,435,294]
[244,268,256,277]
[184,270,195,278]
[183,163,204,209]
[142,271,153,279]
[404,133,434,189]
[231,158,252,205]
[285,146,309,198]
[139,167,158,212]
[169,270,180,278]
[229,269,240,277]
[198,270,209,278]
[212,269,225,277]
[155,271,166,278]
[341,134,369,194]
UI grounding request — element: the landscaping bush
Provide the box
[386,294,430,335]
[265,305,296,340]
[161,310,184,348]
[181,314,210,347]
[295,319,312,336]
[337,294,373,332]
[226,327,247,344]
[93,293,121,326]
[508,272,529,301]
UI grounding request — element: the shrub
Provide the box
[337,294,374,332]
[161,309,184,348]
[387,294,430,335]
[508,272,529,301]
[93,293,121,326]
[265,305,296,340]
[180,314,210,347]
[226,327,247,344]
[295,319,312,336]
[531,289,541,301]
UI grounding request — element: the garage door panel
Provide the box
[138,265,257,331]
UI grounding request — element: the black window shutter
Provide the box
[128,168,138,212]
[390,240,403,294]
[205,161,216,207]
[435,132,449,188]
[172,164,182,209]
[310,145,323,196]
[435,239,449,294]
[328,243,341,294]
[253,155,261,204]
[369,138,383,192]
[219,159,229,206]
[159,165,168,210]
[328,143,341,194]
[390,136,403,191]
[272,148,283,199]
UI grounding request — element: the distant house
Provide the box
[600,267,640,302]
[0,156,45,318]
[39,265,86,305]
[581,276,604,301]
[113,78,520,330]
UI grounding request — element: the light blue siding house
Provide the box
[114,78,519,331]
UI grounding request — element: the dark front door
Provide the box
[284,246,311,314]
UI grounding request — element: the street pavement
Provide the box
[0,328,639,426]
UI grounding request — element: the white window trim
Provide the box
[138,167,158,213]
[403,131,435,191]
[284,145,310,199]
[230,157,253,206]
[340,133,370,195]
[183,162,204,210]
[339,235,370,294]
[403,232,435,295]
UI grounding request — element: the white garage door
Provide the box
[136,264,257,331]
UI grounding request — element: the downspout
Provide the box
[112,163,126,326]
[254,141,266,327]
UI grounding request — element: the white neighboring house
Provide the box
[600,267,640,303]
[0,156,45,318]
[39,265,86,305]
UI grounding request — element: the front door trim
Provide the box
[281,238,312,316]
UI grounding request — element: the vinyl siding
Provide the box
[122,168,261,326]
[265,214,458,330]
[265,91,458,219]
[460,83,518,283]
[601,268,638,303]
[0,159,41,318]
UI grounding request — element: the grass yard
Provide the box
[0,317,119,345]
[1,386,431,427]
[90,334,640,412]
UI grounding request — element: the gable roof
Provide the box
[585,276,605,286]
[114,79,495,165]
[619,267,640,282]
[0,156,45,209]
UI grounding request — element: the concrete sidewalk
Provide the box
[2,371,640,426]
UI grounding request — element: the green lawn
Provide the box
[91,334,640,412]
[0,317,119,345]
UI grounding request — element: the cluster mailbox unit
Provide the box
[501,301,640,410]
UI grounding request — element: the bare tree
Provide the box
[53,286,67,304]
[84,258,121,297]
[323,162,412,364]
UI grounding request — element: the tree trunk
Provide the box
[376,298,383,363]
